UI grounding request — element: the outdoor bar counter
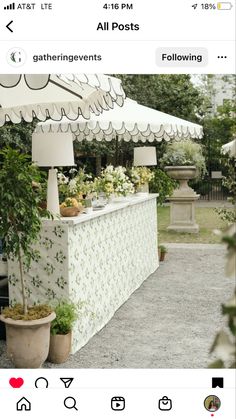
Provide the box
[8,194,159,353]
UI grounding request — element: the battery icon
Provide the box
[217,2,233,9]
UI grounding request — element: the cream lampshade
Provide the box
[32,132,74,215]
[133,146,157,166]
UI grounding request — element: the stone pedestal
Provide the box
[167,195,199,233]
[165,166,200,234]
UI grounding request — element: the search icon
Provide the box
[64,397,78,411]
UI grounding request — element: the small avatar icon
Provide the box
[204,395,221,412]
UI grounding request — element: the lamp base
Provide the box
[47,168,60,215]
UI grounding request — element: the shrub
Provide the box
[149,168,177,205]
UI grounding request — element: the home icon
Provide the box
[16,397,31,411]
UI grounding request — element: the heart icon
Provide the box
[9,377,24,388]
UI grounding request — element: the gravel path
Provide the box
[0,244,233,369]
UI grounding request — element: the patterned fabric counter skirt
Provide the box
[8,196,159,353]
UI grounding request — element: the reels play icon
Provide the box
[111,396,125,411]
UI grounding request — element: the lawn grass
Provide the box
[157,206,228,244]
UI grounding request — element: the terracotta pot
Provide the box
[48,331,72,364]
[159,251,166,262]
[0,312,56,368]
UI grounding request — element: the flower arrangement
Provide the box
[93,177,114,198]
[58,168,94,201]
[58,165,135,201]
[130,166,154,188]
[102,165,135,197]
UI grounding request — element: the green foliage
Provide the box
[50,301,79,335]
[117,74,203,120]
[149,168,176,205]
[0,121,36,153]
[0,147,51,314]
[209,224,236,368]
[199,75,236,173]
[158,245,167,253]
[159,140,206,179]
[216,156,236,223]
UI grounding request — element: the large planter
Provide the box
[164,166,199,233]
[48,331,72,364]
[0,312,56,368]
[165,166,197,197]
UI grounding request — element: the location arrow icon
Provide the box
[6,20,13,33]
[60,378,74,388]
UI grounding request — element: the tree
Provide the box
[198,75,236,173]
[0,147,49,315]
[117,74,203,120]
[0,121,36,153]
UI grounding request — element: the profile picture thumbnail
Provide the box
[204,395,221,412]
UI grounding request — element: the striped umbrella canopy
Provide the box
[0,74,125,127]
[36,98,203,142]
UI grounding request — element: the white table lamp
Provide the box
[133,146,157,166]
[32,132,74,215]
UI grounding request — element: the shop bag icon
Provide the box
[158,396,172,411]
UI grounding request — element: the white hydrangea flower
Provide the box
[57,173,69,185]
[68,178,77,194]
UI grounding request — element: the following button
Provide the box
[156,48,208,67]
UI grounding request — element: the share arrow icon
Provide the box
[60,378,74,388]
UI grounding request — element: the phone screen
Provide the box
[0,1,235,418]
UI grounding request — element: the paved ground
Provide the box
[0,244,233,368]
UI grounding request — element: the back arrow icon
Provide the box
[6,20,13,33]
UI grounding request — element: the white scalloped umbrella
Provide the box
[221,139,236,158]
[36,98,203,142]
[0,74,125,127]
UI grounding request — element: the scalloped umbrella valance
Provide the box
[36,98,203,142]
[221,139,236,158]
[0,74,125,127]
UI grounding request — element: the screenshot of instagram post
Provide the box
[0,1,235,418]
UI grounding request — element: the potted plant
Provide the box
[160,140,206,197]
[158,245,168,262]
[0,147,55,368]
[130,166,154,194]
[60,197,84,217]
[48,300,78,364]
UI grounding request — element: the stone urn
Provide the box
[164,166,199,233]
[164,166,198,197]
